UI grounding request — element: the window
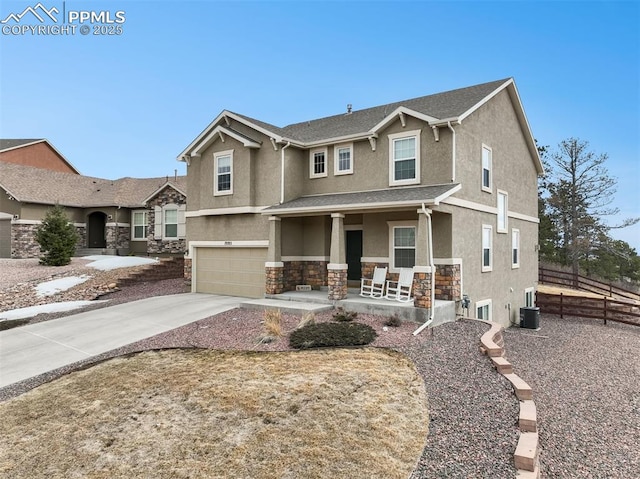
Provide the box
[482,145,492,192]
[497,190,508,233]
[476,299,492,320]
[525,288,535,308]
[512,228,520,268]
[310,148,327,178]
[388,222,417,271]
[334,144,353,175]
[482,224,492,272]
[389,130,421,186]
[214,150,233,195]
[164,208,178,239]
[132,210,147,240]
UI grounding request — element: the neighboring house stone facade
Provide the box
[178,78,543,327]
[0,161,187,259]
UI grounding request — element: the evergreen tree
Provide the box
[35,204,79,266]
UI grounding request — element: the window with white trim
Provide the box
[482,145,492,192]
[310,148,327,178]
[334,144,353,175]
[131,210,147,240]
[476,299,492,320]
[524,287,535,308]
[164,207,178,239]
[214,150,233,196]
[389,130,421,186]
[512,228,520,268]
[388,222,417,271]
[482,224,492,272]
[497,190,508,233]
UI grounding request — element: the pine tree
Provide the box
[35,204,79,266]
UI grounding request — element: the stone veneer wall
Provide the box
[412,271,433,309]
[106,225,130,251]
[265,266,285,294]
[75,226,86,250]
[184,257,192,285]
[11,224,40,258]
[283,261,328,291]
[147,187,187,255]
[434,264,461,301]
[327,268,348,300]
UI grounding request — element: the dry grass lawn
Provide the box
[0,348,428,479]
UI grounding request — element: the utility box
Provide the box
[520,307,540,330]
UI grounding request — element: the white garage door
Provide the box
[195,247,266,298]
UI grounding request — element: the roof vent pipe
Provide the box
[347,104,352,114]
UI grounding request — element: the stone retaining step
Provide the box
[514,432,540,472]
[490,355,513,374]
[519,400,537,432]
[516,457,541,478]
[504,373,533,400]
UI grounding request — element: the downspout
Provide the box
[447,121,456,182]
[413,203,436,335]
[280,142,291,204]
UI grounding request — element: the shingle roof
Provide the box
[263,183,461,215]
[0,139,44,151]
[0,162,187,208]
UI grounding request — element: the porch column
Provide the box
[413,208,433,309]
[327,213,348,300]
[265,216,284,294]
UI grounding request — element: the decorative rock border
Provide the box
[477,319,541,478]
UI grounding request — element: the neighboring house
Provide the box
[0,162,187,259]
[0,139,81,174]
[177,78,543,327]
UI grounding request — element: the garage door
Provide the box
[195,247,266,298]
[0,219,10,258]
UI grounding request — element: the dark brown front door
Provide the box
[88,212,106,248]
[346,230,363,281]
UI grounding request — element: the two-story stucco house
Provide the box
[178,78,543,327]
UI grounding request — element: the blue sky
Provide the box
[1,0,639,249]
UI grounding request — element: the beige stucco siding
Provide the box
[282,216,330,257]
[187,214,269,243]
[0,188,20,217]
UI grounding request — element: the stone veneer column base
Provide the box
[413,271,433,309]
[435,264,462,301]
[184,257,192,285]
[327,267,348,301]
[265,266,285,295]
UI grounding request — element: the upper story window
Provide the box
[214,150,233,196]
[164,207,178,239]
[497,190,508,233]
[388,221,417,271]
[482,224,493,272]
[310,148,327,178]
[389,130,421,186]
[334,144,353,175]
[132,210,147,240]
[512,228,520,268]
[482,144,492,192]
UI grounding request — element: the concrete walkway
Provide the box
[0,293,241,388]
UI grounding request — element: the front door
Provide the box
[346,230,363,281]
[88,212,106,248]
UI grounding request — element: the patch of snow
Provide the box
[0,301,108,321]
[84,255,158,271]
[35,275,91,297]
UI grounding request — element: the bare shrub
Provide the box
[296,311,316,329]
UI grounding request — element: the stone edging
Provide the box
[475,319,541,478]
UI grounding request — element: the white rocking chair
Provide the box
[385,268,415,302]
[360,266,387,299]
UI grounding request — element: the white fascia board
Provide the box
[432,183,462,204]
[263,198,439,216]
[0,139,80,174]
[0,139,45,153]
[370,106,440,134]
[457,79,512,123]
[303,132,373,148]
[142,182,187,204]
[190,125,261,158]
[186,206,268,217]
[43,139,82,174]
[0,182,21,202]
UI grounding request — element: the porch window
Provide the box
[389,130,421,186]
[392,226,416,269]
[214,150,233,196]
[132,210,147,240]
[334,144,353,175]
[512,228,520,268]
[164,208,178,239]
[482,224,492,272]
[482,144,492,192]
[310,148,327,178]
[476,299,492,320]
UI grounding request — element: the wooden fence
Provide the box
[538,267,640,302]
[536,292,640,327]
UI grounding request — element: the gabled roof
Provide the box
[0,138,81,174]
[0,162,187,208]
[263,183,461,216]
[178,78,542,174]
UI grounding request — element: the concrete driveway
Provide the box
[0,293,241,388]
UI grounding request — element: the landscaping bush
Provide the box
[296,311,315,329]
[332,307,357,322]
[258,309,283,343]
[289,321,377,349]
[35,204,78,266]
